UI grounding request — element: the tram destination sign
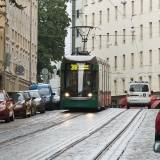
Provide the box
[66,63,92,70]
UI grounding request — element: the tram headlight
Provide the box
[65,92,70,97]
[88,93,92,97]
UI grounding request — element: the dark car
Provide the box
[8,91,32,118]
[24,91,37,116]
[52,88,60,109]
[0,90,14,123]
[27,90,45,114]
[29,84,55,110]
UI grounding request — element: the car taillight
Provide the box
[126,94,130,98]
[156,111,160,132]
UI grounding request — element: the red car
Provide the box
[0,90,14,123]
[155,111,160,141]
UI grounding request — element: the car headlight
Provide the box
[0,105,6,110]
[65,93,70,97]
[88,93,92,97]
[45,98,50,102]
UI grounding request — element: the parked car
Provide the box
[0,90,14,123]
[24,91,37,116]
[52,88,60,109]
[7,91,32,118]
[155,110,160,141]
[29,84,55,110]
[27,90,45,114]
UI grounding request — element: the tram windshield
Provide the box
[64,63,95,96]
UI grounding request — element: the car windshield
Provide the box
[0,93,5,101]
[38,88,50,95]
[8,92,24,101]
[29,91,41,98]
[129,84,149,92]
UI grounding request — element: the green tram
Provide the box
[60,55,111,111]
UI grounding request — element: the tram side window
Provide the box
[93,71,98,92]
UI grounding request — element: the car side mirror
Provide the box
[153,141,160,152]
[52,93,55,95]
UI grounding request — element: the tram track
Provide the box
[93,109,144,160]
[0,111,86,147]
[35,109,127,160]
[47,110,146,160]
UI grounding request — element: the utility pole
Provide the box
[29,0,32,84]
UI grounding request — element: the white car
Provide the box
[125,81,153,109]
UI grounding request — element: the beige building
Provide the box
[83,0,160,96]
[0,0,38,91]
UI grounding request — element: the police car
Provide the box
[125,81,153,109]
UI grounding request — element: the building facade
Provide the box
[83,0,160,96]
[0,0,38,91]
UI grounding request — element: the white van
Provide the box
[125,81,153,109]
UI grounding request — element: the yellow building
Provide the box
[0,0,38,91]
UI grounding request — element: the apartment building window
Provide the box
[149,76,152,88]
[107,8,110,22]
[99,11,102,24]
[139,77,142,81]
[159,48,160,63]
[132,32,134,42]
[76,30,79,37]
[114,56,117,70]
[92,37,94,50]
[132,1,134,16]
[140,51,143,67]
[123,29,125,43]
[140,25,143,40]
[150,0,152,11]
[131,53,134,68]
[85,15,87,26]
[122,79,125,93]
[159,20,160,36]
[92,13,95,26]
[140,0,143,13]
[77,10,79,18]
[99,35,102,48]
[123,4,126,18]
[149,50,152,65]
[123,54,125,69]
[115,31,117,45]
[107,58,109,63]
[114,80,117,95]
[107,33,109,47]
[115,6,118,20]
[149,22,152,38]
[130,78,133,81]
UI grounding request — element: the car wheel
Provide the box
[10,112,14,121]
[50,104,54,111]
[148,105,151,109]
[34,107,37,115]
[155,132,160,141]
[23,109,27,118]
[40,106,45,114]
[31,106,35,116]
[5,112,10,123]
[28,107,32,117]
[127,105,130,109]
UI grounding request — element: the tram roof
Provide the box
[62,55,98,63]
